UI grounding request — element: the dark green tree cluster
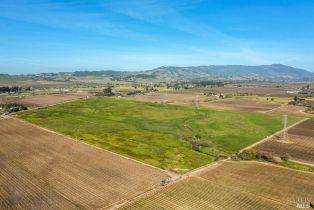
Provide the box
[0,103,27,113]
[0,86,22,93]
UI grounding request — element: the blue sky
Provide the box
[1,0,314,74]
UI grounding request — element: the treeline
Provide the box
[96,87,115,96]
[192,80,225,87]
[0,103,27,113]
[166,80,225,90]
[73,70,126,77]
[0,86,23,93]
[115,74,156,81]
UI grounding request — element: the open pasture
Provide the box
[120,161,314,210]
[16,97,288,172]
[254,119,314,164]
[0,118,167,209]
[16,92,91,107]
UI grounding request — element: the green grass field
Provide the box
[16,97,295,172]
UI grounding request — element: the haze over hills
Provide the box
[143,64,314,81]
[69,64,314,82]
[2,64,314,82]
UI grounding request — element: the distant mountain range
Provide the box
[4,64,311,83]
[70,64,314,81]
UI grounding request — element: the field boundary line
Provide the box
[186,158,230,177]
[238,160,314,175]
[188,118,310,178]
[289,159,314,168]
[109,169,193,210]
[15,93,94,114]
[263,104,283,113]
[112,158,232,209]
[114,161,300,210]
[104,183,161,210]
[10,117,173,178]
[239,117,309,153]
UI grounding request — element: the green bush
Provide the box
[192,144,200,152]
[238,149,257,160]
[0,103,27,113]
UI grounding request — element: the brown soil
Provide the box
[207,98,279,111]
[198,84,303,97]
[269,105,312,118]
[255,119,314,164]
[127,92,279,112]
[16,92,92,107]
[121,161,314,210]
[0,118,167,209]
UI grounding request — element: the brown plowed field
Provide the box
[128,93,279,112]
[255,119,314,164]
[194,84,304,97]
[128,92,201,104]
[206,98,279,111]
[121,161,314,210]
[0,118,167,209]
[289,119,314,136]
[268,105,312,118]
[16,92,92,107]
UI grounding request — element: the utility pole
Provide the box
[195,95,199,109]
[282,114,288,140]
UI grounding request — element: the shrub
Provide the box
[198,141,210,147]
[225,94,232,98]
[1,103,27,113]
[238,149,257,160]
[256,151,283,162]
[272,156,283,163]
[256,151,273,161]
[192,144,200,152]
[281,153,292,161]
[215,155,229,161]
[231,154,240,161]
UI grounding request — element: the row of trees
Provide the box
[236,148,291,163]
[0,86,22,93]
[192,80,225,88]
[0,103,27,113]
[96,87,115,96]
[165,80,225,90]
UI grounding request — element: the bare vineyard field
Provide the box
[128,92,279,112]
[196,84,304,97]
[268,105,313,118]
[0,118,167,209]
[255,119,314,164]
[127,92,203,104]
[16,92,91,107]
[120,161,314,210]
[206,98,279,111]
